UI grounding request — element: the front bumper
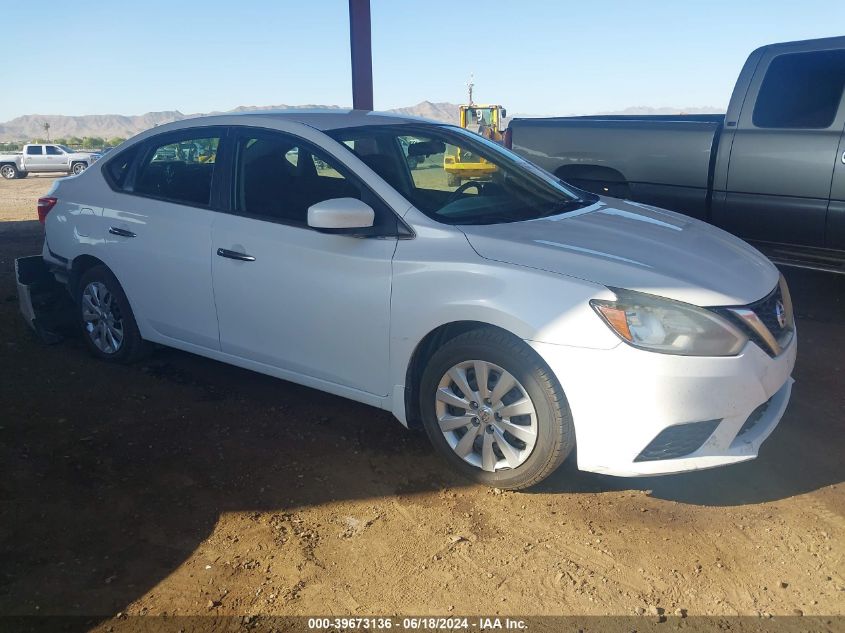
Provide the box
[530,334,796,477]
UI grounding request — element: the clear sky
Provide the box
[1,0,843,121]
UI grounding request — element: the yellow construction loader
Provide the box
[444,95,507,186]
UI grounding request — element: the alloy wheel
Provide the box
[81,281,124,354]
[435,360,538,472]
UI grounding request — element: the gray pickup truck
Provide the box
[0,143,101,179]
[507,36,845,273]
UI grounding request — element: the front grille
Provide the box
[715,283,793,357]
[634,419,721,462]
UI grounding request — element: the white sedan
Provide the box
[30,111,796,489]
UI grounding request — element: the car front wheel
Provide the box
[71,162,87,175]
[420,328,575,490]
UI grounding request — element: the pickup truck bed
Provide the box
[507,36,845,273]
[509,114,724,221]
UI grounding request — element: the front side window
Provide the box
[329,124,591,225]
[235,132,360,225]
[134,134,220,206]
[753,50,845,129]
[45,145,63,155]
[26,146,42,155]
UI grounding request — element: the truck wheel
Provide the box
[71,162,87,175]
[419,328,575,490]
[76,265,149,363]
[0,164,19,179]
[447,173,461,187]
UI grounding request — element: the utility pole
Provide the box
[42,121,51,142]
[349,0,373,111]
[467,74,475,106]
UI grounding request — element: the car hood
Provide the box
[459,197,778,306]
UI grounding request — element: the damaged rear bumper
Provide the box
[15,255,74,344]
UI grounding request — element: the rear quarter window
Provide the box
[103,146,139,189]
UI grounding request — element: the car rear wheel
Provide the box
[1,164,19,179]
[419,328,575,490]
[76,265,148,363]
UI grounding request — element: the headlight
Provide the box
[591,288,748,356]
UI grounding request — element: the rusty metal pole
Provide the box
[349,0,374,111]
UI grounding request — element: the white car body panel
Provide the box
[40,110,797,478]
[211,213,395,395]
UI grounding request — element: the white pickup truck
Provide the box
[0,143,102,179]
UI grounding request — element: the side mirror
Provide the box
[501,109,507,119]
[307,198,375,235]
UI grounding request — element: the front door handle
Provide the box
[108,226,136,238]
[216,248,255,262]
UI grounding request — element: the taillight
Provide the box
[503,127,512,149]
[37,197,58,225]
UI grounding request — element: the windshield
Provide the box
[327,124,595,225]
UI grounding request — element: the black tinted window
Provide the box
[105,146,139,189]
[236,133,360,225]
[753,50,845,129]
[134,135,220,206]
[26,146,42,155]
[45,145,63,155]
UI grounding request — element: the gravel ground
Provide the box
[0,178,842,630]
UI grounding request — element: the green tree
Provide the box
[81,137,105,149]
[107,137,127,147]
[67,136,83,147]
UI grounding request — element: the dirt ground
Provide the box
[0,176,843,630]
[0,174,59,223]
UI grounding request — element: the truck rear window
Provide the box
[753,50,845,129]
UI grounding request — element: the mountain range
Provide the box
[0,102,723,141]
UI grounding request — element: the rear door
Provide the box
[210,127,396,396]
[23,145,46,170]
[101,128,226,350]
[717,43,845,247]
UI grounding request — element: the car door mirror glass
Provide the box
[307,198,375,233]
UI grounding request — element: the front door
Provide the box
[827,128,845,250]
[716,45,845,247]
[211,129,394,396]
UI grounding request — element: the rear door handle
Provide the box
[108,227,136,238]
[216,248,255,262]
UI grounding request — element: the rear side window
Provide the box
[45,146,63,155]
[104,146,139,189]
[26,146,42,155]
[134,135,220,206]
[753,50,845,129]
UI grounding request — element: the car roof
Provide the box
[193,109,444,131]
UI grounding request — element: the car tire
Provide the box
[76,265,149,363]
[1,164,19,179]
[71,162,87,175]
[419,327,575,490]
[447,173,461,187]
